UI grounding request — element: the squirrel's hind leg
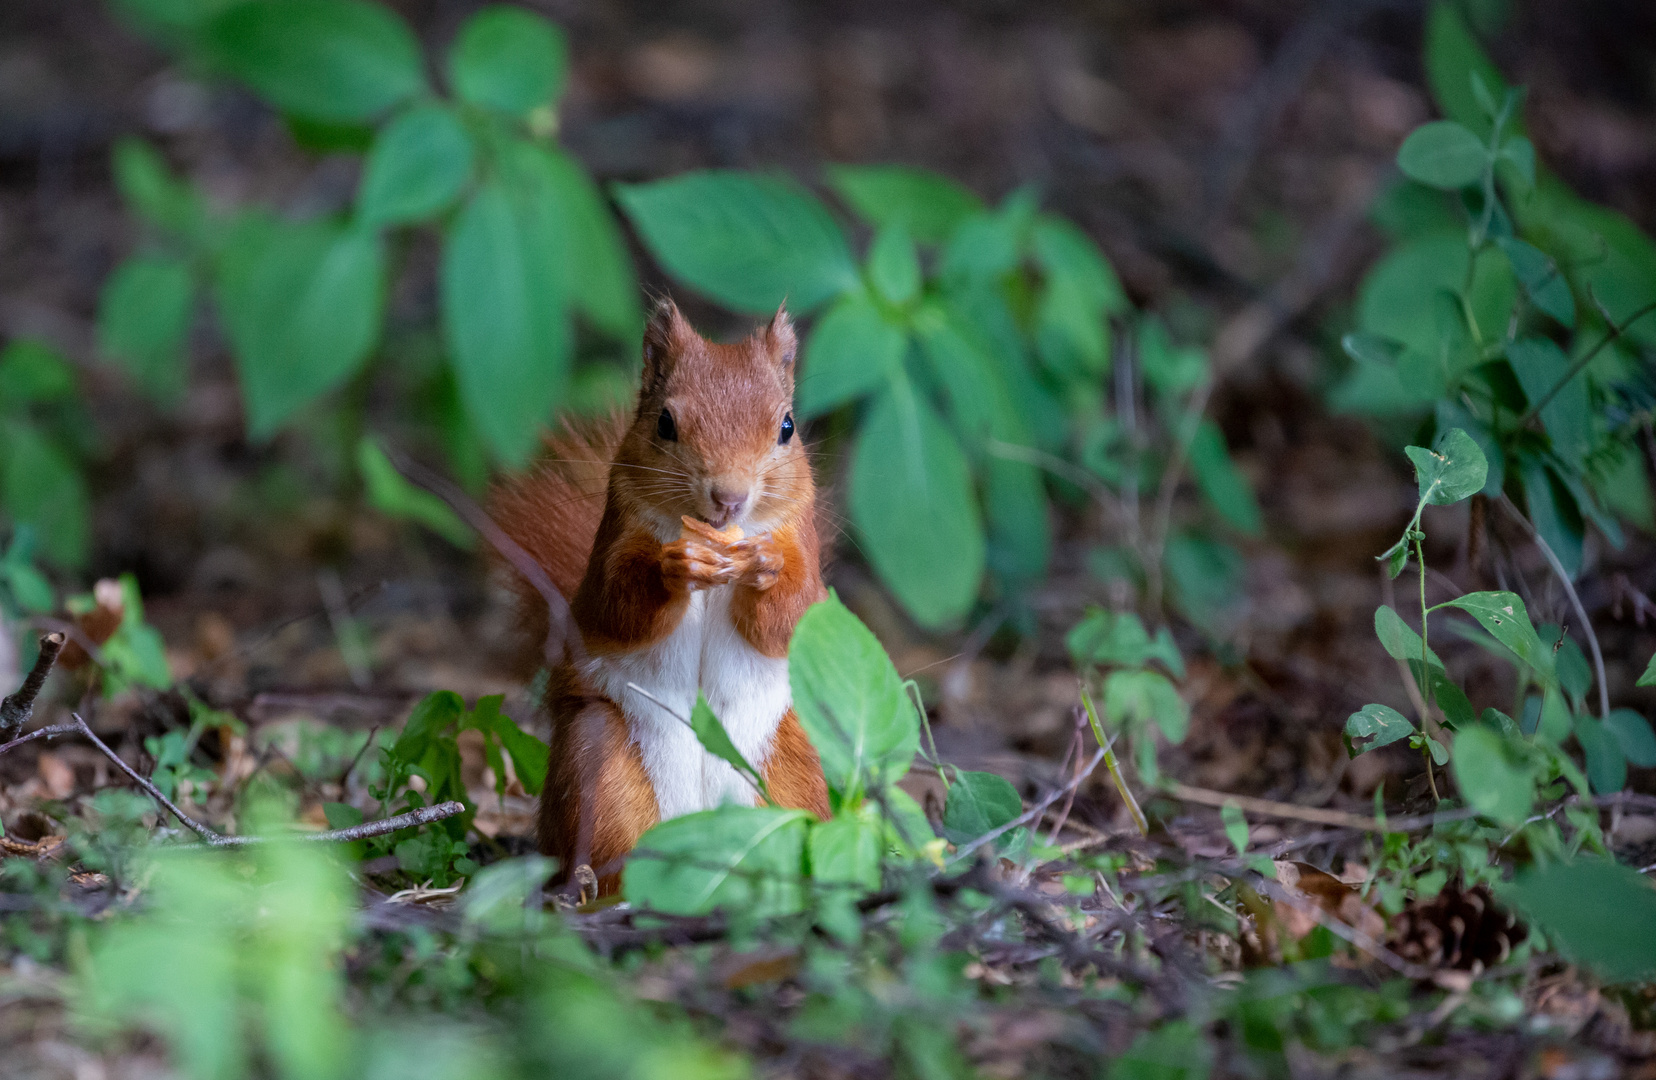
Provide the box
[539,694,659,896]
[762,709,830,820]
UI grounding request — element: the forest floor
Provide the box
[3,0,1656,1076]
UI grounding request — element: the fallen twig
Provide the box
[1,632,65,738]
[0,723,79,757]
[71,712,227,844]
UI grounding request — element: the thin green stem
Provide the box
[1079,683,1148,837]
[1414,533,1441,803]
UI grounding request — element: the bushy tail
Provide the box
[489,413,629,671]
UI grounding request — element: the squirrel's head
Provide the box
[616,298,810,537]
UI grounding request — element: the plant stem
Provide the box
[1515,298,1656,428]
[1415,533,1441,803]
[1079,684,1148,837]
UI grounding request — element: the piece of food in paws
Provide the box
[680,515,744,545]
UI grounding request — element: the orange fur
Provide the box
[492,299,829,892]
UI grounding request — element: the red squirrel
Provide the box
[493,298,831,891]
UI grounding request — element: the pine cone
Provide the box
[1388,884,1526,973]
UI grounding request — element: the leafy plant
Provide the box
[99,0,640,467]
[1335,1,1656,575]
[617,170,1261,630]
[0,340,93,570]
[1068,606,1189,789]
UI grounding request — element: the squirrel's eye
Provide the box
[657,408,677,442]
[778,413,794,445]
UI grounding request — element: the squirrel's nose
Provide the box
[711,488,748,519]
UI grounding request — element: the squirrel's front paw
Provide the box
[662,538,739,590]
[729,535,783,592]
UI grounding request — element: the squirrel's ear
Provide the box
[765,304,797,367]
[642,297,692,393]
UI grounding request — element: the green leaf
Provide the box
[96,253,194,403]
[1374,605,1444,667]
[796,291,906,419]
[690,692,764,795]
[1501,134,1536,187]
[1107,1020,1214,1080]
[1502,858,1656,983]
[808,813,882,892]
[1,424,90,568]
[1065,608,1184,678]
[1641,653,1656,689]
[1137,318,1209,397]
[1104,669,1189,744]
[1423,3,1510,139]
[393,690,465,763]
[538,148,640,341]
[0,532,55,614]
[1519,459,1583,579]
[441,156,569,466]
[1163,534,1245,635]
[624,805,809,917]
[1397,121,1489,189]
[824,164,983,245]
[1341,330,1404,367]
[1377,536,1409,580]
[1030,215,1127,316]
[615,171,857,315]
[112,138,205,242]
[447,5,568,116]
[0,341,76,406]
[1507,337,1592,467]
[1404,426,1488,506]
[216,215,385,439]
[357,103,474,227]
[467,695,549,798]
[866,224,921,307]
[941,770,1022,847]
[788,593,919,804]
[204,0,425,125]
[847,383,985,628]
[1187,420,1262,534]
[1496,238,1574,327]
[1607,708,1656,768]
[1444,591,1553,682]
[356,437,473,548]
[1451,725,1534,824]
[1574,715,1627,795]
[1221,802,1248,856]
[1345,703,1415,753]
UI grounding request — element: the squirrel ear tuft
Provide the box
[766,303,797,367]
[642,296,692,393]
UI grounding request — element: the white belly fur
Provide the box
[581,586,790,820]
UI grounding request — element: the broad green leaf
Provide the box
[1163,533,1245,635]
[441,152,569,465]
[0,533,55,613]
[1397,121,1488,189]
[1507,337,1592,467]
[1502,858,1656,983]
[0,341,76,406]
[1423,3,1510,139]
[1065,608,1185,678]
[1374,605,1444,667]
[1435,399,1505,497]
[1519,458,1583,579]
[447,5,568,115]
[393,690,465,762]
[1345,703,1415,753]
[615,171,857,315]
[108,0,245,35]
[1574,715,1627,795]
[96,252,194,402]
[356,437,473,548]
[847,384,985,628]
[538,148,640,340]
[1607,708,1656,767]
[797,291,906,418]
[112,138,205,242]
[624,805,809,917]
[1377,536,1409,579]
[1107,1020,1214,1080]
[1188,420,1262,534]
[357,103,474,226]
[1104,669,1188,744]
[1137,318,1208,396]
[1221,802,1248,856]
[1640,654,1656,689]
[1444,591,1553,681]
[1404,427,1487,506]
[1451,725,1534,824]
[1030,215,1127,316]
[1501,134,1536,187]
[941,770,1022,848]
[867,224,920,307]
[205,0,425,124]
[1496,238,1575,327]
[1341,330,1403,367]
[467,694,549,798]
[940,206,1024,282]
[789,593,919,803]
[984,451,1051,585]
[216,215,385,439]
[1414,663,1475,731]
[808,814,882,892]
[690,692,763,793]
[824,164,983,245]
[1,423,90,568]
